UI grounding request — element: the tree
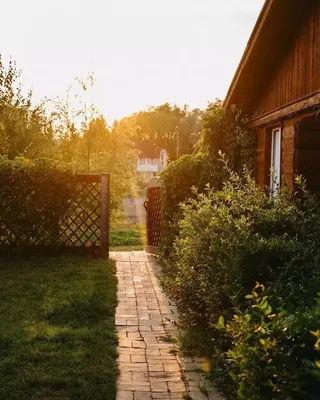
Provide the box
[51,74,97,167]
[82,116,110,172]
[0,55,55,158]
[132,103,203,161]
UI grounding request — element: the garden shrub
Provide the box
[199,102,255,171]
[217,283,320,400]
[159,153,220,258]
[162,167,320,399]
[0,156,77,247]
[159,102,255,258]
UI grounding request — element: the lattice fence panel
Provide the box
[146,186,163,247]
[0,174,109,253]
[60,178,101,247]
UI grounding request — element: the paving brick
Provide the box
[146,349,161,356]
[119,362,148,371]
[118,353,131,362]
[152,393,176,399]
[132,341,146,349]
[117,390,134,400]
[167,382,186,393]
[150,381,169,392]
[148,363,164,372]
[131,354,146,363]
[118,383,151,392]
[133,392,152,400]
[132,372,149,382]
[119,340,133,348]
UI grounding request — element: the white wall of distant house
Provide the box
[137,158,159,172]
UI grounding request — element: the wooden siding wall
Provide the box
[282,125,296,188]
[296,117,320,193]
[256,128,270,186]
[256,115,320,191]
[255,5,320,117]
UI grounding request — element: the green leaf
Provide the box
[264,305,272,315]
[218,316,225,327]
[229,371,238,383]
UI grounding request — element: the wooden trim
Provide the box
[249,91,320,128]
[270,127,282,190]
[100,174,110,259]
[264,129,272,186]
[76,174,101,183]
[224,0,275,107]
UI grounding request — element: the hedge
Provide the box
[161,167,320,399]
[0,156,76,247]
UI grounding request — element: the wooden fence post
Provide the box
[100,174,110,258]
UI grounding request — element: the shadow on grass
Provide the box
[0,256,118,400]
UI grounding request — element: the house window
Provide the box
[270,127,282,193]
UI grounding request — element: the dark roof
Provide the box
[136,141,160,158]
[224,0,318,114]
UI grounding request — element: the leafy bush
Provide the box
[199,102,255,171]
[162,167,320,399]
[159,102,255,258]
[0,156,76,246]
[159,153,217,257]
[218,283,320,400]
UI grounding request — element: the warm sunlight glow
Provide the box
[1,0,264,121]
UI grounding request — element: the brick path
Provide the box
[110,251,223,400]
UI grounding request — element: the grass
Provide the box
[110,224,146,251]
[0,256,118,400]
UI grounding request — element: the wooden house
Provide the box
[224,0,320,193]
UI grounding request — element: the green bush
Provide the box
[162,167,320,399]
[159,103,255,258]
[159,153,217,257]
[218,283,320,400]
[199,102,255,171]
[0,156,76,246]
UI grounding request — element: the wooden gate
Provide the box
[144,177,163,255]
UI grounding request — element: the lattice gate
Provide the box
[144,177,163,254]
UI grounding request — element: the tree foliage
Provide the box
[0,57,140,222]
[0,56,54,158]
[132,103,203,160]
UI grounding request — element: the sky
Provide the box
[1,0,264,122]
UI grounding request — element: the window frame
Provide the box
[270,127,282,193]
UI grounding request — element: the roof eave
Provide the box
[223,0,274,108]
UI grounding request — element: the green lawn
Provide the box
[110,224,146,251]
[0,256,118,400]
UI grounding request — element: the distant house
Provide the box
[137,148,168,182]
[224,0,320,193]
